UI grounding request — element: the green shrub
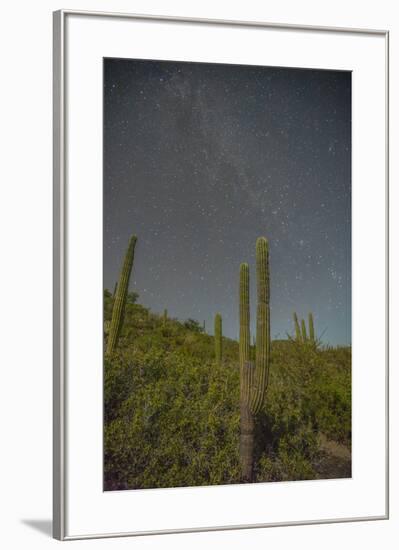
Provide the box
[103,294,351,489]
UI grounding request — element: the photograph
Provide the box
[103,57,352,491]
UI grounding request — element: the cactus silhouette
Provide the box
[308,312,315,342]
[106,235,137,357]
[163,309,168,326]
[293,312,301,341]
[301,318,308,341]
[214,313,222,365]
[239,237,271,481]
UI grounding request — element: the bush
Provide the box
[103,294,351,489]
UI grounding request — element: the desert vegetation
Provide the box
[104,235,351,490]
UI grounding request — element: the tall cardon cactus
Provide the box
[239,262,254,481]
[239,237,271,481]
[106,235,137,357]
[214,313,222,365]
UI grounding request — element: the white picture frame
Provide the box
[53,9,389,541]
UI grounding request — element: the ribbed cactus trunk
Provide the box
[239,238,271,482]
[214,313,222,365]
[106,235,137,357]
[293,312,301,341]
[308,312,315,342]
[239,264,250,370]
[239,263,254,482]
[301,318,308,342]
[250,238,270,414]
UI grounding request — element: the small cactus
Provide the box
[293,312,301,341]
[106,235,137,357]
[214,313,222,365]
[293,311,316,344]
[301,318,308,342]
[163,309,168,326]
[308,312,315,342]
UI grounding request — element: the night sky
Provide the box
[104,58,351,346]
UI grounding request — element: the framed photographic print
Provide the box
[53,9,389,540]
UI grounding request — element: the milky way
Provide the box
[104,58,351,345]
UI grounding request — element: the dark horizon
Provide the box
[104,58,351,346]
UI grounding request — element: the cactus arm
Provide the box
[106,235,137,357]
[239,262,255,481]
[239,263,250,372]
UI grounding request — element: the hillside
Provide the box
[104,291,351,491]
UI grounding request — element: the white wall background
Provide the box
[0,0,397,548]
